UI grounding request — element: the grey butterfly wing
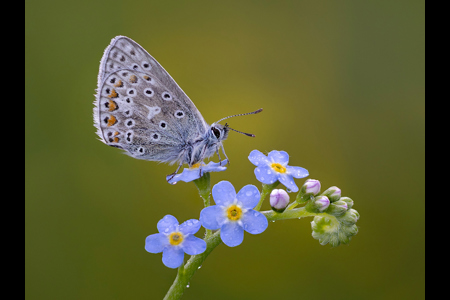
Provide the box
[94,36,208,164]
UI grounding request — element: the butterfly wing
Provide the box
[94,36,209,164]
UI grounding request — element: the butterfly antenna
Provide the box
[215,108,263,124]
[225,123,256,137]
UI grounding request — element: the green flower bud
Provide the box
[311,215,359,247]
[321,186,341,202]
[339,197,354,209]
[339,209,360,226]
[325,200,348,216]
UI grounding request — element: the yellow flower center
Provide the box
[189,163,202,170]
[226,205,243,221]
[271,163,286,173]
[168,232,184,246]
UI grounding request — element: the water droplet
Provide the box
[246,191,252,197]
[198,265,202,269]
[186,284,190,288]
[267,170,271,175]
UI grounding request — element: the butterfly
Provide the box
[93,36,262,180]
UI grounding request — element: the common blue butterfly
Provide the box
[93,36,262,180]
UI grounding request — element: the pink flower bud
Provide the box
[270,189,290,212]
[304,179,321,195]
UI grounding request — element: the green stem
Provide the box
[254,182,279,211]
[193,173,212,237]
[163,231,222,300]
[262,207,339,226]
[193,173,211,207]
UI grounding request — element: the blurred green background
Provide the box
[26,0,425,299]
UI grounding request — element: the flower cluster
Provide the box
[145,150,360,269]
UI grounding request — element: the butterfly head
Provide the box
[210,123,230,142]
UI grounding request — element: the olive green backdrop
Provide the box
[26,0,425,299]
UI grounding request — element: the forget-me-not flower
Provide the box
[167,160,229,184]
[145,215,206,269]
[248,150,309,192]
[200,181,268,247]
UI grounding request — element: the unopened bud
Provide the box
[296,179,321,203]
[325,200,348,216]
[321,186,341,202]
[304,179,321,195]
[305,196,330,213]
[270,189,290,213]
[340,209,360,226]
[339,197,354,209]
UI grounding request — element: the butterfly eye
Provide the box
[211,127,221,139]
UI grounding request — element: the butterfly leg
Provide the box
[198,164,203,177]
[220,144,230,165]
[216,148,223,166]
[166,163,183,182]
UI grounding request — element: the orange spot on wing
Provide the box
[107,115,117,127]
[108,100,117,111]
[114,80,123,87]
[113,137,119,143]
[108,89,118,98]
[129,75,138,83]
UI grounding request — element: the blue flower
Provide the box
[145,215,207,269]
[200,181,268,247]
[248,150,309,192]
[167,160,229,184]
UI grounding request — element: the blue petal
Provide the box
[242,210,268,234]
[157,215,179,234]
[167,169,200,184]
[182,235,207,255]
[236,185,260,209]
[200,205,224,230]
[212,181,236,206]
[220,222,244,247]
[162,246,185,269]
[167,160,228,184]
[268,150,289,165]
[145,233,169,253]
[178,219,202,235]
[254,165,278,184]
[203,159,229,172]
[278,174,299,192]
[286,166,309,178]
[248,150,270,167]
